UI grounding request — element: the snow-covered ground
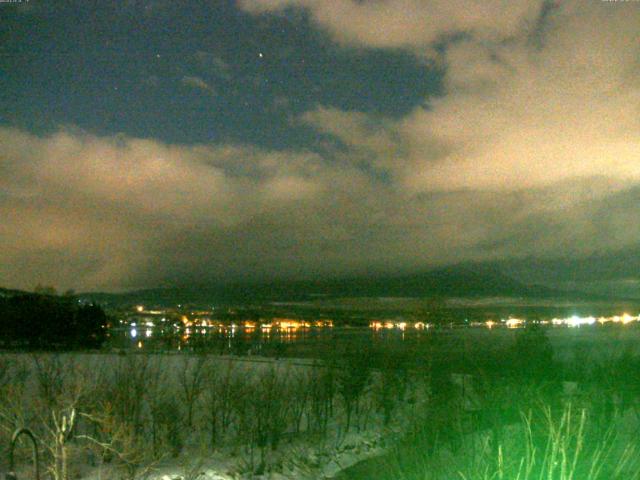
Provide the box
[0,352,427,480]
[3,326,640,480]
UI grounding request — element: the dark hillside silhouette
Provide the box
[0,292,107,349]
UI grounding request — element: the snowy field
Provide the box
[0,352,425,480]
[2,325,640,480]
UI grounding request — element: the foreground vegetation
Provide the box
[0,349,415,479]
[1,326,640,479]
[342,326,640,479]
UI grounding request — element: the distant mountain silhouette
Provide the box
[75,263,593,307]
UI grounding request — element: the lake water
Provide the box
[106,323,640,363]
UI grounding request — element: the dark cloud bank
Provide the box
[1,0,639,292]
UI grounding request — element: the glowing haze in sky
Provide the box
[1,0,639,291]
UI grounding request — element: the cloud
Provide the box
[194,52,233,81]
[397,4,640,193]
[3,124,640,291]
[300,107,402,171]
[278,1,640,196]
[239,0,543,48]
[0,127,337,290]
[236,0,640,275]
[4,1,640,290]
[181,75,217,94]
[0,125,550,291]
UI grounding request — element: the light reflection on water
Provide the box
[110,324,417,354]
[108,318,640,358]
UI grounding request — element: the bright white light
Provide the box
[505,318,524,328]
[567,316,581,328]
[130,328,137,338]
[622,313,635,324]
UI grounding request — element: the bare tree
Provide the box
[178,354,208,429]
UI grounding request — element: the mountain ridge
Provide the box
[72,264,606,307]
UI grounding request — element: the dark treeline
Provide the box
[0,293,108,349]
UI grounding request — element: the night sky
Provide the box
[1,0,640,292]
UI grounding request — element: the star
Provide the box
[258,52,264,58]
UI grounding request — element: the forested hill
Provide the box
[0,287,28,298]
[0,291,108,349]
